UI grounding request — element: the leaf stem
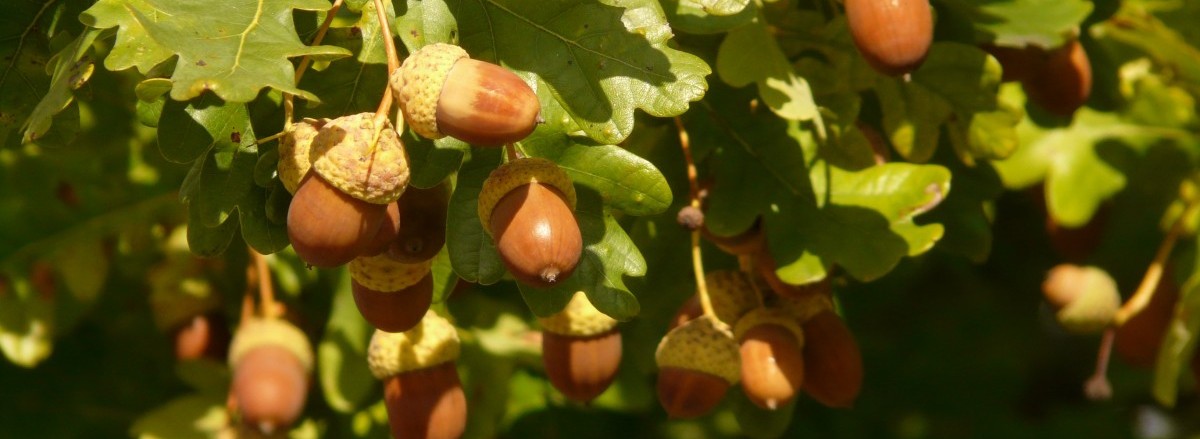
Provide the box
[675,116,715,317]
[283,0,344,129]
[1113,201,1195,325]
[240,262,256,325]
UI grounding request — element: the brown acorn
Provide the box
[478,158,582,288]
[288,173,386,267]
[735,309,806,410]
[702,218,765,256]
[1115,276,1178,368]
[1022,39,1092,116]
[539,292,622,403]
[981,44,1038,83]
[368,311,466,439]
[228,318,313,435]
[1042,264,1120,334]
[361,201,402,257]
[392,43,541,146]
[656,315,741,418]
[389,182,450,263]
[802,310,863,408]
[669,295,704,330]
[174,312,231,361]
[844,0,934,76]
[348,253,435,333]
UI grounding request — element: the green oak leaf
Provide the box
[938,0,1093,47]
[1153,247,1200,407]
[423,0,709,144]
[318,269,378,413]
[395,0,459,49]
[516,189,646,320]
[731,390,795,439]
[921,145,1004,263]
[446,148,507,285]
[1098,5,1200,97]
[403,134,467,190]
[129,394,228,439]
[717,20,821,122]
[660,0,757,34]
[431,246,458,303]
[0,274,54,368]
[80,0,351,102]
[1,1,81,149]
[22,28,100,144]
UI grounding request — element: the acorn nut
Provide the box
[801,311,863,408]
[389,182,450,263]
[360,201,402,257]
[845,0,933,76]
[656,315,741,418]
[367,311,466,439]
[1115,276,1177,368]
[228,318,313,435]
[478,158,582,288]
[539,291,622,403]
[392,43,541,146]
[734,308,806,410]
[1042,264,1120,334]
[349,253,435,333]
[1022,39,1092,117]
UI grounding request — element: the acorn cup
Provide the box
[656,315,741,419]
[801,310,864,409]
[286,113,411,268]
[367,311,466,439]
[389,182,450,263]
[539,291,622,403]
[348,253,435,333]
[276,118,326,195]
[1042,264,1121,334]
[734,308,806,410]
[844,0,933,76]
[391,43,541,146]
[228,318,314,435]
[669,270,758,331]
[478,158,582,288]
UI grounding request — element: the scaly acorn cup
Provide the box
[844,0,933,76]
[389,182,450,263]
[802,311,863,408]
[349,253,435,333]
[539,291,622,403]
[778,290,835,324]
[287,113,411,268]
[391,43,541,146]
[276,118,326,195]
[478,158,582,288]
[1042,264,1121,334]
[656,315,741,419]
[734,308,806,410]
[228,318,314,435]
[367,311,466,439]
[705,270,758,325]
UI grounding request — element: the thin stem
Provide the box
[240,262,257,324]
[676,116,714,318]
[372,0,401,75]
[1113,202,1196,325]
[254,131,286,146]
[250,248,281,319]
[1083,328,1115,401]
[284,0,344,128]
[505,143,520,162]
[673,117,700,209]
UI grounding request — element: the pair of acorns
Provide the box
[657,270,863,418]
[986,39,1092,117]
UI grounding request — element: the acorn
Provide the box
[656,315,741,418]
[669,295,704,330]
[361,201,402,257]
[174,312,232,361]
[228,318,313,435]
[801,310,863,408]
[367,311,466,439]
[348,253,435,333]
[1115,277,1178,368]
[701,218,765,256]
[287,113,411,268]
[478,158,582,288]
[1022,39,1091,117]
[389,182,450,263]
[981,44,1038,83]
[705,270,759,325]
[735,308,806,410]
[539,291,622,403]
[754,250,833,299]
[1042,264,1120,334]
[391,43,540,146]
[147,243,228,361]
[844,0,933,76]
[276,118,326,195]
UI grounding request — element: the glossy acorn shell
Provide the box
[1023,39,1092,117]
[232,345,309,435]
[173,312,230,362]
[490,182,582,288]
[845,0,934,76]
[437,59,541,146]
[801,311,863,408]
[657,366,731,419]
[351,273,434,333]
[739,323,805,410]
[383,362,467,439]
[542,329,622,403]
[361,201,402,257]
[287,173,386,267]
[389,182,450,263]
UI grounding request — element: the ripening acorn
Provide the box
[981,44,1038,83]
[228,318,313,435]
[1022,39,1092,117]
[735,308,806,410]
[669,295,704,331]
[392,43,541,146]
[656,315,741,418]
[478,158,582,288]
[1042,264,1121,334]
[348,253,435,333]
[802,310,863,408]
[287,113,411,267]
[174,312,231,361]
[389,182,450,263]
[539,292,622,403]
[844,0,934,76]
[367,311,466,439]
[361,201,402,257]
[1115,276,1178,368]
